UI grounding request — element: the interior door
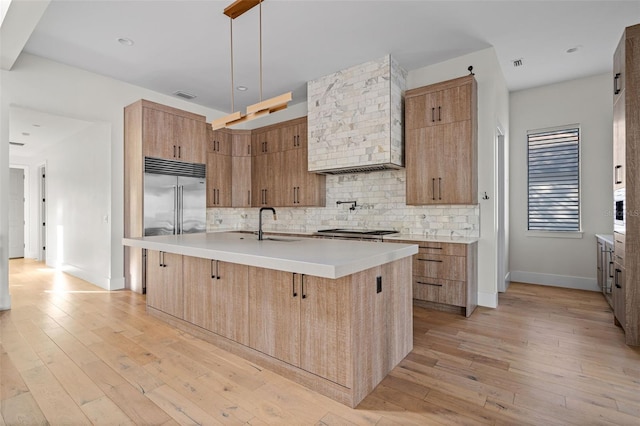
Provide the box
[9,168,25,258]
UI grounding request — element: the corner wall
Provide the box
[509,73,613,290]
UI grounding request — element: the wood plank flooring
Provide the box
[2,258,640,425]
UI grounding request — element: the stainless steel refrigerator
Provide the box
[143,157,206,236]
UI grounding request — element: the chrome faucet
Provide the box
[258,207,277,241]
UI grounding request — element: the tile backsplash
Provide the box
[207,169,480,238]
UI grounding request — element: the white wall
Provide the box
[509,73,613,291]
[0,53,222,304]
[408,47,510,308]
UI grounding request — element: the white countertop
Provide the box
[123,232,418,279]
[383,234,478,244]
[595,234,614,245]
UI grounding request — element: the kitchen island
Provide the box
[122,232,418,407]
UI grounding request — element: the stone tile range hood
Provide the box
[307,55,407,174]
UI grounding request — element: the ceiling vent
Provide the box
[512,58,523,67]
[9,141,25,146]
[173,91,197,100]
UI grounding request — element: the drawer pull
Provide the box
[417,258,443,263]
[419,246,442,250]
[417,281,442,287]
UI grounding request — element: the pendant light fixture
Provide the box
[212,0,292,130]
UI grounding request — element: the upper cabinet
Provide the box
[250,117,325,208]
[405,75,478,205]
[141,101,206,164]
[207,126,232,207]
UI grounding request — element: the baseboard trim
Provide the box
[58,264,112,291]
[509,271,599,292]
[478,291,498,308]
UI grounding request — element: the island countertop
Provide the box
[123,232,418,279]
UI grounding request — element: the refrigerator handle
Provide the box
[178,185,184,234]
[173,185,178,235]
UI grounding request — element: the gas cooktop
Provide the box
[314,229,398,237]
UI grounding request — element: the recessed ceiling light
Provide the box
[118,37,134,46]
[21,132,30,136]
[32,124,41,127]
[236,86,248,91]
[566,45,582,54]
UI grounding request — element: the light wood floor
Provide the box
[2,259,640,425]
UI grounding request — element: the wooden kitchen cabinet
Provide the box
[281,146,326,207]
[394,239,477,317]
[142,105,206,163]
[206,152,232,207]
[124,100,207,293]
[209,128,232,155]
[252,127,282,155]
[231,131,252,207]
[252,152,283,206]
[405,75,477,205]
[146,250,184,319]
[281,117,307,151]
[248,267,300,366]
[610,23,640,346]
[183,256,249,345]
[299,274,350,386]
[405,82,472,129]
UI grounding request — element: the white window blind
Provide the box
[527,127,580,232]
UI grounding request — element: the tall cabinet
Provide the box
[405,75,477,205]
[612,23,640,346]
[124,100,207,293]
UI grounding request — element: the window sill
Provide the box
[526,231,583,239]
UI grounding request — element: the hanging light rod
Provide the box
[212,0,292,130]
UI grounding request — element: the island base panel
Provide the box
[146,257,413,407]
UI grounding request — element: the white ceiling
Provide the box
[5,0,640,159]
[9,106,94,159]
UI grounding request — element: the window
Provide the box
[527,126,580,232]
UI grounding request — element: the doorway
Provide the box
[9,168,25,258]
[496,128,509,292]
[39,164,46,261]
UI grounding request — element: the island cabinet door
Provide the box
[299,275,350,387]
[211,262,249,346]
[248,267,301,366]
[146,250,184,319]
[183,256,214,330]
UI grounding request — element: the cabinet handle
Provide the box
[293,187,296,204]
[438,177,442,200]
[615,165,623,184]
[419,246,442,250]
[292,273,298,297]
[173,145,177,158]
[609,261,614,278]
[301,274,306,299]
[159,251,164,267]
[248,190,251,206]
[247,144,251,155]
[431,178,436,201]
[417,258,443,263]
[615,268,621,288]
[417,281,442,287]
[614,73,621,95]
[178,146,181,158]
[217,141,220,151]
[431,107,435,123]
[438,106,441,121]
[211,259,216,279]
[216,260,221,280]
